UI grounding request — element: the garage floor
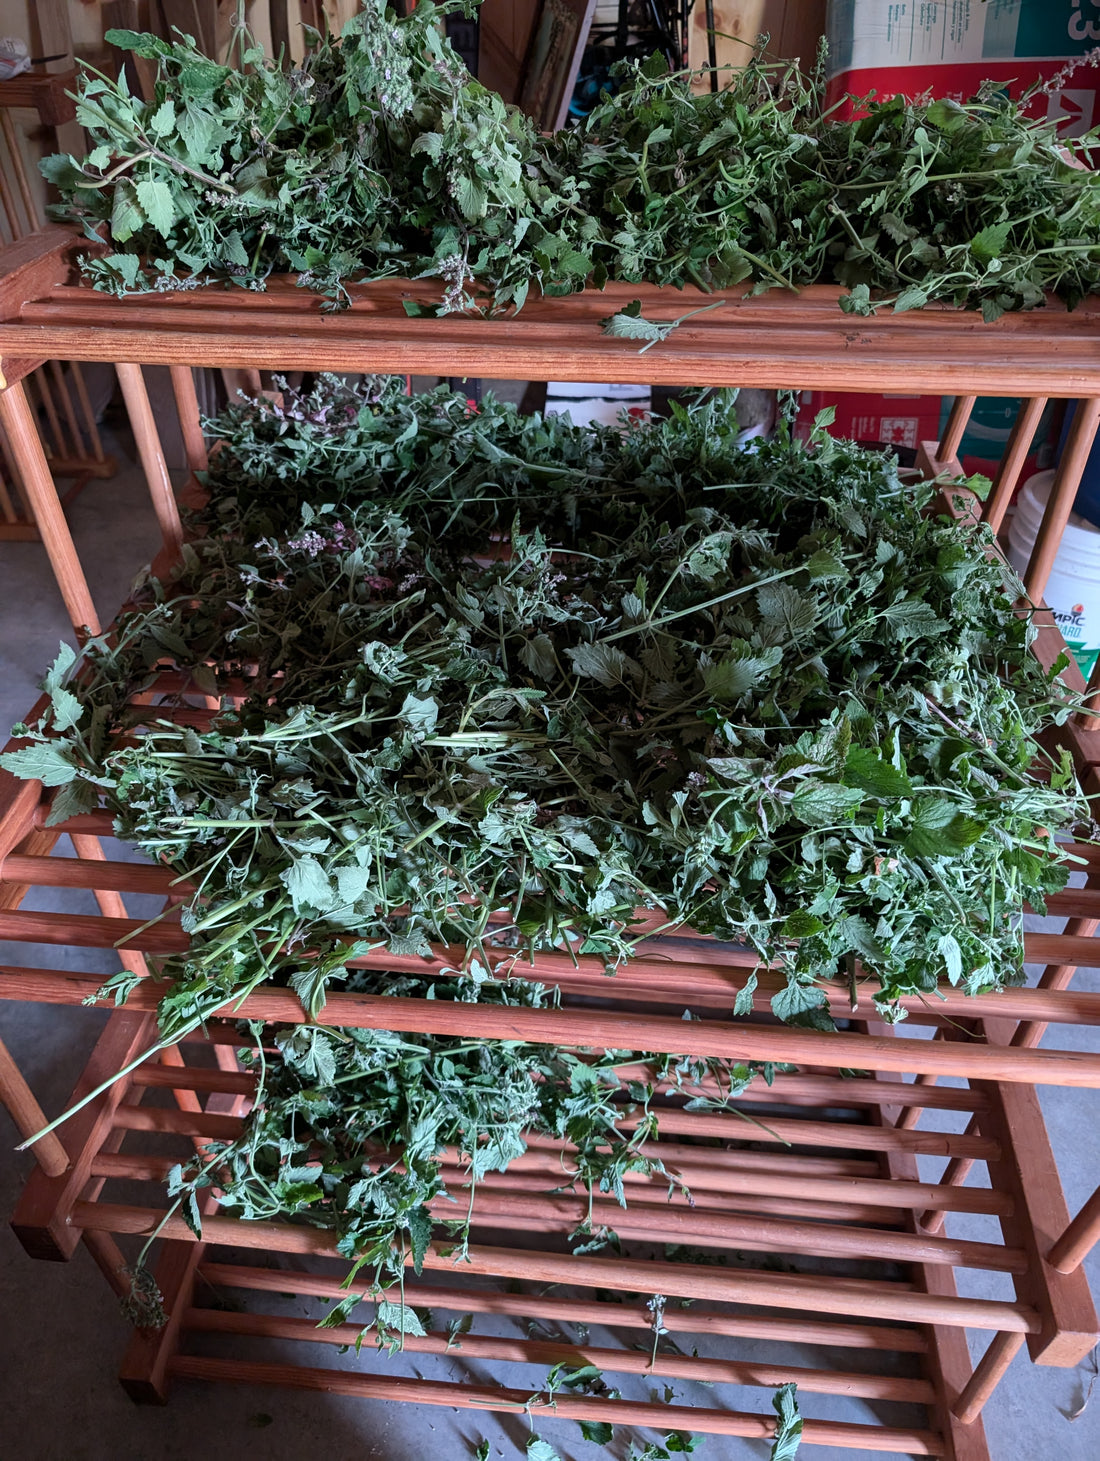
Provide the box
[2,418,1099,1461]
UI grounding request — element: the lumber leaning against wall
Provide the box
[688,0,826,82]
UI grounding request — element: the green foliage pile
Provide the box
[172,985,765,1292]
[3,379,1085,1041]
[43,1,1100,317]
[5,384,1069,1457]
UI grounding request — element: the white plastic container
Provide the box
[1006,469,1100,679]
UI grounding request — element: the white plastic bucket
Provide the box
[1006,470,1100,679]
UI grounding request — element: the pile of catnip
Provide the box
[4,384,1074,1454]
[4,377,1087,1037]
[165,979,768,1294]
[42,1,1100,317]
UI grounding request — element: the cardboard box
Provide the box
[796,390,1057,479]
[826,0,1100,134]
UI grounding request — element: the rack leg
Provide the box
[119,1237,207,1404]
[0,1032,69,1177]
[978,1063,1098,1366]
[82,1229,131,1299]
[1024,397,1100,604]
[114,363,183,557]
[938,396,977,463]
[118,1046,250,1402]
[1050,1185,1100,1275]
[169,365,209,475]
[70,362,107,465]
[983,397,1047,535]
[950,1331,1026,1424]
[863,1037,990,1461]
[0,379,99,635]
[11,1011,157,1260]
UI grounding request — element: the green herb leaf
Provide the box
[770,1382,803,1460]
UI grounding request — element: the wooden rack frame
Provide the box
[0,226,1098,626]
[2,226,1100,1453]
[4,984,1094,1461]
[2,728,1100,1458]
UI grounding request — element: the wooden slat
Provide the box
[198,1259,928,1352]
[167,1354,945,1454]
[184,1306,936,1404]
[4,868,1100,1027]
[2,234,1100,392]
[69,1204,1042,1334]
[104,1090,999,1159]
[3,968,1097,1085]
[90,1137,1010,1218]
[129,1057,989,1116]
[91,1152,900,1226]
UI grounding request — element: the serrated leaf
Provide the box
[578,1420,614,1443]
[844,746,912,798]
[48,688,83,733]
[782,910,824,938]
[44,778,97,828]
[520,633,557,680]
[601,309,669,343]
[407,1203,433,1274]
[771,981,828,1023]
[454,173,487,222]
[893,285,929,312]
[970,222,1011,263]
[148,99,176,138]
[937,932,964,984]
[527,1440,563,1461]
[399,693,439,735]
[770,1382,803,1460]
[733,970,758,1016]
[839,914,885,962]
[135,176,176,237]
[805,549,846,581]
[281,855,335,913]
[756,581,817,640]
[567,642,641,687]
[790,779,863,826]
[376,1299,426,1335]
[705,645,782,701]
[105,28,170,59]
[906,798,985,858]
[411,132,444,162]
[0,742,79,786]
[881,597,948,640]
[110,180,145,243]
[179,60,229,100]
[40,153,86,189]
[335,863,373,904]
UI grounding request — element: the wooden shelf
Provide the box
[2,228,1100,1455]
[3,228,1100,393]
[8,975,1096,1458]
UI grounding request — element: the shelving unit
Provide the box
[8,1000,1092,1459]
[2,224,1100,1455]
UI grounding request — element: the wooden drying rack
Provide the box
[2,225,1100,1455]
[0,494,1097,1460]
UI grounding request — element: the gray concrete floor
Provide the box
[1,423,1100,1460]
